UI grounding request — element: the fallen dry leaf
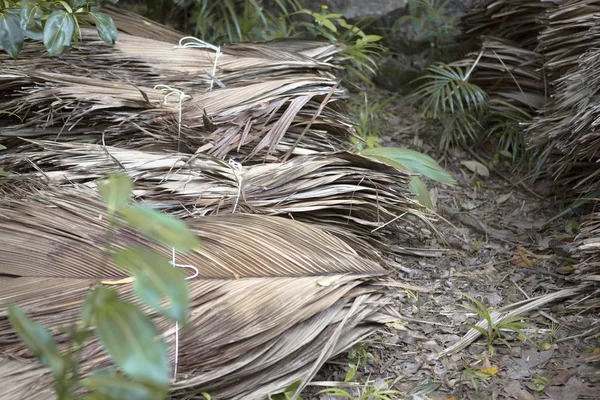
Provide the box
[550,370,571,386]
[461,160,490,177]
[496,192,513,204]
[505,380,537,400]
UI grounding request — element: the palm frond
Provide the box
[1,140,432,257]
[451,37,547,110]
[459,0,555,51]
[411,63,487,118]
[0,182,401,399]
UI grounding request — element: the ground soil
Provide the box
[309,88,600,400]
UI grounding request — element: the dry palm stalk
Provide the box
[459,0,554,51]
[1,140,430,256]
[0,182,400,400]
[452,37,547,109]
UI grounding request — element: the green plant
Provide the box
[532,373,550,393]
[359,146,456,209]
[294,5,385,83]
[7,173,199,399]
[460,293,534,357]
[0,0,118,59]
[392,0,459,62]
[459,366,493,393]
[349,93,396,150]
[345,343,374,382]
[185,0,299,44]
[318,377,403,400]
[411,62,533,162]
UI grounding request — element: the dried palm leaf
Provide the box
[536,0,600,80]
[94,5,186,43]
[459,0,554,51]
[452,37,547,109]
[0,67,355,160]
[527,41,600,193]
[572,211,600,281]
[0,182,400,400]
[1,140,430,257]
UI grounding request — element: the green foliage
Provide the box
[460,293,534,357]
[184,1,384,84]
[349,93,396,150]
[186,0,299,44]
[0,0,118,59]
[268,380,303,400]
[411,62,532,162]
[360,146,455,209]
[318,380,403,400]
[412,63,487,119]
[459,366,492,393]
[391,0,459,63]
[8,173,199,399]
[294,6,385,84]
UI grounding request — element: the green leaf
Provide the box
[114,247,189,322]
[43,10,75,57]
[0,12,24,59]
[317,388,353,398]
[20,0,42,30]
[82,369,165,400]
[409,176,433,209]
[96,173,132,214]
[0,144,5,150]
[121,205,200,252]
[360,147,456,185]
[0,168,12,177]
[90,12,117,45]
[7,303,65,376]
[93,287,170,388]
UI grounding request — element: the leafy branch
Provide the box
[0,0,118,59]
[8,173,199,399]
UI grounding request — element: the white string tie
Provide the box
[154,85,191,152]
[170,247,199,380]
[174,36,222,91]
[228,158,243,213]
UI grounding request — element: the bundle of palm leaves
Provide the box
[527,38,600,193]
[1,140,430,257]
[451,37,546,110]
[0,27,354,161]
[573,212,600,280]
[536,0,600,80]
[0,181,403,399]
[459,0,554,51]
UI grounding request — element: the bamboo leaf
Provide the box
[409,176,433,209]
[114,247,189,322]
[7,303,65,377]
[93,287,170,388]
[96,173,132,214]
[361,147,456,185]
[82,369,165,400]
[120,205,201,252]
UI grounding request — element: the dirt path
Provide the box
[310,90,600,400]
